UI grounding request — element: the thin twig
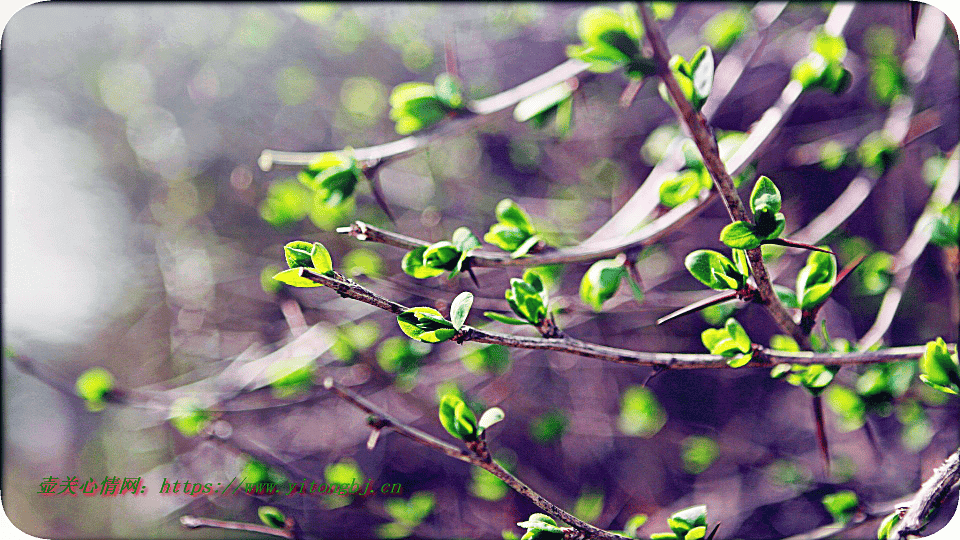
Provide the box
[638,3,809,348]
[180,515,298,539]
[298,267,943,368]
[889,447,960,540]
[322,378,630,540]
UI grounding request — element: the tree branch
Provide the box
[299,267,943,368]
[181,515,299,540]
[889,447,960,540]
[322,377,629,540]
[638,3,809,348]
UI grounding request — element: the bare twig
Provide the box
[889,447,960,540]
[180,515,299,539]
[322,378,630,540]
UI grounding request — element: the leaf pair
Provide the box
[438,394,504,441]
[720,176,786,250]
[651,505,711,540]
[483,199,542,258]
[297,152,365,207]
[514,82,574,137]
[919,337,960,395]
[397,307,456,344]
[685,248,750,291]
[75,367,114,412]
[273,240,335,288]
[580,258,643,311]
[389,73,465,135]
[796,249,837,311]
[791,28,852,95]
[566,5,654,79]
[516,513,565,540]
[486,269,549,326]
[402,227,481,279]
[701,318,753,367]
[659,46,714,112]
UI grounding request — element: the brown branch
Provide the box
[638,3,809,349]
[889,447,960,540]
[298,267,943,368]
[180,515,299,539]
[322,378,629,540]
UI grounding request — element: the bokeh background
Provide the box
[3,2,959,539]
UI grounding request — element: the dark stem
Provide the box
[812,394,830,477]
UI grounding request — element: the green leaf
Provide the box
[439,394,466,440]
[720,221,762,250]
[813,29,847,63]
[169,398,211,437]
[309,242,333,273]
[773,285,798,309]
[449,291,473,331]
[511,235,541,259]
[750,176,782,215]
[726,318,751,352]
[618,386,666,437]
[258,506,287,529]
[668,505,707,537]
[422,241,461,270]
[690,46,714,106]
[733,249,751,278]
[402,246,447,278]
[877,511,901,540]
[685,526,707,540]
[452,227,482,254]
[681,436,719,474]
[284,240,317,269]
[514,83,575,124]
[800,283,834,310]
[659,170,704,208]
[919,338,960,393]
[727,353,752,368]
[624,514,648,538]
[580,258,624,311]
[484,311,530,325]
[75,367,114,412]
[434,73,463,109]
[454,400,478,440]
[930,203,960,247]
[478,407,505,431]
[397,307,456,343]
[702,9,749,51]
[485,223,529,252]
[494,199,534,233]
[685,250,742,290]
[577,7,639,60]
[797,250,837,310]
[272,268,322,288]
[821,490,858,524]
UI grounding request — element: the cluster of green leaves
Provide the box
[650,505,713,540]
[438,393,504,442]
[701,318,753,367]
[485,269,549,326]
[791,27,852,94]
[826,362,915,431]
[258,506,287,529]
[75,367,114,412]
[796,249,837,311]
[579,258,643,311]
[659,46,714,111]
[919,337,960,395]
[397,307,455,343]
[484,199,542,258]
[514,82,574,137]
[402,227,481,279]
[821,490,859,524]
[720,176,786,250]
[566,5,654,79]
[931,202,960,247]
[658,132,750,208]
[378,491,435,539]
[769,334,845,395]
[685,248,750,292]
[169,397,211,437]
[389,73,465,135]
[297,151,366,207]
[864,25,907,107]
[516,513,565,540]
[272,240,334,287]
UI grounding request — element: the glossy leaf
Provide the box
[750,176,781,215]
[580,258,624,311]
[919,337,960,394]
[484,311,530,325]
[930,202,960,247]
[478,407,505,431]
[450,291,474,331]
[690,46,714,105]
[660,170,704,208]
[797,250,837,310]
[272,268,322,288]
[397,307,456,343]
[402,246,446,278]
[685,250,744,291]
[258,506,287,529]
[720,221,762,250]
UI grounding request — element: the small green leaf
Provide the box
[422,241,461,270]
[258,506,287,529]
[797,250,837,310]
[450,291,474,331]
[169,398,211,437]
[511,235,541,258]
[624,514,648,538]
[773,285,798,309]
[454,400,478,440]
[284,240,317,269]
[919,338,960,393]
[478,407,505,431]
[580,258,624,311]
[618,386,666,437]
[750,176,781,215]
[685,526,707,540]
[877,512,901,540]
[485,223,529,252]
[452,227,482,254]
[484,311,531,325]
[659,170,704,208]
[727,353,752,368]
[75,367,114,412]
[690,46,714,106]
[720,221,762,250]
[930,202,960,247]
[725,318,751,352]
[397,307,455,343]
[668,505,707,537]
[402,247,446,279]
[308,242,333,273]
[685,250,742,290]
[272,268,322,288]
[439,394,465,440]
[821,490,858,524]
